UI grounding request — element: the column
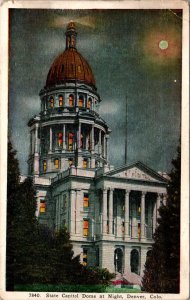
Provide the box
[91,124,95,151]
[98,129,102,155]
[163,193,167,206]
[62,123,66,150]
[76,190,82,235]
[124,190,130,239]
[153,199,157,233]
[108,189,113,235]
[102,189,108,234]
[156,193,162,222]
[34,123,39,153]
[78,122,81,149]
[105,135,109,160]
[141,192,146,239]
[103,134,106,158]
[70,190,76,235]
[49,126,52,153]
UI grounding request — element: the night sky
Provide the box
[9,9,182,175]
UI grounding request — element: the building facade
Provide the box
[28,22,168,276]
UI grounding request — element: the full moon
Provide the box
[159,40,169,50]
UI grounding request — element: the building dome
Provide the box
[46,22,96,88]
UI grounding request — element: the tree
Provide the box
[142,146,180,293]
[6,141,20,290]
[6,141,40,288]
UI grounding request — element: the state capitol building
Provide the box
[27,22,168,278]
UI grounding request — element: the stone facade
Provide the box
[27,22,168,277]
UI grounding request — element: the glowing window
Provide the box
[40,200,46,213]
[54,159,59,170]
[78,65,81,73]
[83,159,87,168]
[58,132,63,147]
[87,98,92,109]
[68,132,74,150]
[83,194,89,208]
[83,219,89,237]
[59,95,63,107]
[69,94,74,107]
[43,161,47,172]
[82,249,88,266]
[49,97,54,108]
[78,95,84,107]
[138,223,141,240]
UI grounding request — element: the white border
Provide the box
[0,1,189,300]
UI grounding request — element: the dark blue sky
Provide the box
[9,9,182,174]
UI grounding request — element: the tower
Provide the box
[27,22,168,278]
[28,21,111,178]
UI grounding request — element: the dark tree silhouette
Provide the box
[142,146,180,293]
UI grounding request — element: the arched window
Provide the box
[69,94,74,107]
[54,158,59,170]
[83,158,88,168]
[114,248,123,273]
[59,95,63,107]
[78,95,84,107]
[130,249,139,274]
[68,132,74,150]
[49,97,54,108]
[58,132,63,147]
[43,160,47,172]
[87,98,92,109]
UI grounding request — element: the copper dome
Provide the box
[46,22,96,88]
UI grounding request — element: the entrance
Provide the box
[114,248,123,273]
[130,249,139,275]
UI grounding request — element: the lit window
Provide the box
[138,223,141,240]
[83,219,89,236]
[68,158,73,166]
[78,95,84,107]
[40,200,46,213]
[138,204,141,214]
[43,161,47,172]
[68,132,74,150]
[83,159,87,168]
[83,194,89,208]
[54,159,59,170]
[49,97,54,108]
[69,94,74,107]
[78,65,81,73]
[58,132,63,147]
[59,95,63,106]
[87,98,92,109]
[82,249,88,266]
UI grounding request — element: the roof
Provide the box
[45,22,96,88]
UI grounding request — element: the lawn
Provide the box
[15,284,141,293]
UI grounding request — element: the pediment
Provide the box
[107,162,167,183]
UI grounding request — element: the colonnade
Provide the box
[100,188,166,240]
